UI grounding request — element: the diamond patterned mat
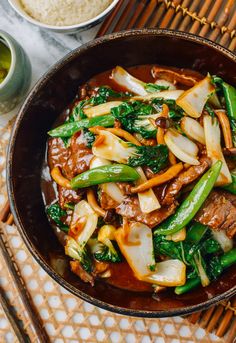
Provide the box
[0,100,223,343]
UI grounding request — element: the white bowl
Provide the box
[8,0,119,34]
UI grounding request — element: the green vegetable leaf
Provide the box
[90,86,131,106]
[89,238,121,263]
[207,256,223,280]
[145,83,169,93]
[80,247,93,272]
[111,101,157,138]
[152,98,184,120]
[83,128,95,148]
[69,100,88,122]
[128,144,168,173]
[46,203,69,232]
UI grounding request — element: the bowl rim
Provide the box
[7,28,236,318]
[8,0,119,31]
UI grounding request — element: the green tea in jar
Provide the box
[0,41,11,84]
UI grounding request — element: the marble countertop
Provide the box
[0,0,99,126]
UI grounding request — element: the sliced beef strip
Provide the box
[58,186,84,209]
[48,137,71,171]
[48,131,93,180]
[116,196,176,228]
[63,131,94,179]
[195,190,236,238]
[99,189,118,210]
[163,157,211,205]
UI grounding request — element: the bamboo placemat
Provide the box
[0,0,236,342]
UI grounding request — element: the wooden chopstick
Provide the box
[206,304,225,332]
[96,0,126,37]
[113,0,136,32]
[0,284,30,343]
[0,203,49,343]
[0,201,10,222]
[216,297,236,337]
[136,0,158,28]
[126,0,147,29]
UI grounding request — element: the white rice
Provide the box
[20,0,113,27]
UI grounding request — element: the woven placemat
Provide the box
[0,0,236,342]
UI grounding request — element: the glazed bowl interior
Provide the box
[7,29,236,317]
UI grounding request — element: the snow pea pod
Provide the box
[71,164,140,189]
[154,161,222,236]
[221,82,236,146]
[213,77,236,146]
[48,115,115,138]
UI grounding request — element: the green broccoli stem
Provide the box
[48,115,115,138]
[175,248,236,295]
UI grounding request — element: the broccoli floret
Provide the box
[88,238,121,263]
[46,203,69,232]
[128,144,168,173]
[65,237,93,272]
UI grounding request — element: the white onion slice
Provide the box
[181,117,205,145]
[143,260,186,286]
[211,230,233,252]
[176,75,215,118]
[111,66,147,95]
[136,167,161,213]
[84,101,122,118]
[115,222,155,279]
[92,130,136,163]
[65,200,98,260]
[203,115,232,186]
[132,89,184,101]
[164,129,199,165]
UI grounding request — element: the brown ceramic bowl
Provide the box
[7,29,236,318]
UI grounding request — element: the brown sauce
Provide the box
[42,65,159,293]
[41,64,235,298]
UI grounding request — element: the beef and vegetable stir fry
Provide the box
[46,64,236,295]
